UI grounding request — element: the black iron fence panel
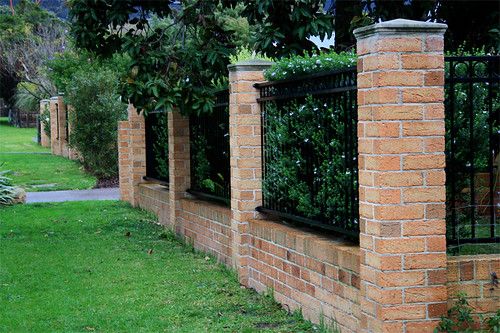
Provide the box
[145,110,169,184]
[188,89,231,205]
[445,55,500,250]
[256,67,359,239]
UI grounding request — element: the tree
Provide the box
[69,0,337,114]
[0,0,67,105]
[244,0,334,57]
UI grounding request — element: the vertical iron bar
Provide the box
[448,60,457,242]
[468,60,476,240]
[487,59,495,239]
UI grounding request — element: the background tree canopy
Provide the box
[0,0,67,106]
[2,0,497,114]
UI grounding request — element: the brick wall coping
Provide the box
[249,219,360,274]
[447,253,499,263]
[228,59,274,72]
[139,183,169,194]
[180,198,231,224]
[353,18,447,39]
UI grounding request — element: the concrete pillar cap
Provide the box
[228,59,274,72]
[353,18,447,39]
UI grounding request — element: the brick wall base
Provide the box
[126,180,499,332]
[447,255,499,316]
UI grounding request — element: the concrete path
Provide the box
[26,188,120,203]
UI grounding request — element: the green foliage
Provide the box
[41,102,50,138]
[65,67,127,179]
[120,2,250,115]
[191,133,211,192]
[0,169,16,206]
[150,112,169,181]
[444,48,500,253]
[0,0,60,42]
[264,50,356,81]
[46,51,131,95]
[13,82,40,113]
[263,96,357,230]
[245,0,334,58]
[435,293,500,332]
[68,0,172,57]
[0,0,66,104]
[229,47,273,64]
[68,1,336,115]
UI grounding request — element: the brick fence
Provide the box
[47,95,78,160]
[118,19,499,333]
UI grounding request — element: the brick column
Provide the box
[49,96,61,156]
[39,99,50,148]
[168,110,190,233]
[354,19,448,332]
[228,60,272,285]
[57,95,69,158]
[118,104,146,206]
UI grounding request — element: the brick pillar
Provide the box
[49,96,61,156]
[118,104,146,206]
[228,60,272,285]
[39,99,50,148]
[168,110,190,233]
[354,19,448,332]
[57,95,69,158]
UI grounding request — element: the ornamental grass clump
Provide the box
[264,51,356,81]
[0,170,17,206]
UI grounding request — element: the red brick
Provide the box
[405,253,447,269]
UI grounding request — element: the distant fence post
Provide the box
[49,96,61,156]
[168,110,190,233]
[118,104,146,206]
[228,60,273,285]
[354,19,448,332]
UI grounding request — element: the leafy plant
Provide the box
[264,50,356,81]
[229,47,273,64]
[262,96,358,232]
[0,170,17,206]
[444,48,500,252]
[150,111,169,181]
[68,1,337,116]
[14,82,43,113]
[65,67,127,179]
[40,102,51,138]
[244,0,334,58]
[435,293,500,332]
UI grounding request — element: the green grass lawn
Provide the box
[0,117,96,191]
[0,201,323,332]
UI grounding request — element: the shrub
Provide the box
[65,67,127,179]
[229,47,273,64]
[262,96,357,230]
[264,50,356,81]
[436,292,500,332]
[0,170,17,206]
[47,51,131,95]
[41,102,51,138]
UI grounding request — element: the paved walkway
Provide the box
[26,188,120,203]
